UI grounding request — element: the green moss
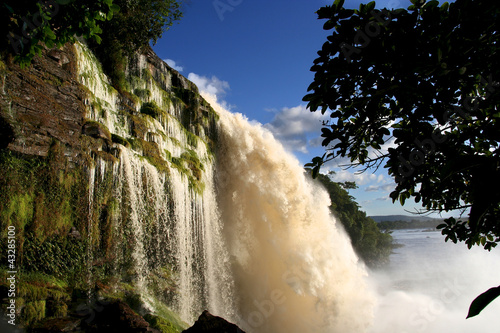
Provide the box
[48,301,68,317]
[164,150,172,161]
[134,88,151,100]
[169,137,181,147]
[1,192,35,230]
[143,300,188,333]
[170,150,205,194]
[185,130,198,148]
[22,235,86,278]
[22,301,46,326]
[130,75,145,89]
[142,68,153,80]
[0,144,89,243]
[133,139,170,174]
[130,115,148,139]
[140,101,166,120]
[180,150,204,180]
[169,156,187,174]
[122,90,140,106]
[42,72,63,86]
[111,134,131,148]
[144,314,181,333]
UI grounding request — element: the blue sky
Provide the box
[152,0,453,218]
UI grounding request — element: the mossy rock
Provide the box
[140,101,166,120]
[46,300,68,318]
[130,115,148,139]
[134,88,151,100]
[22,300,46,326]
[144,313,181,333]
[82,120,111,142]
[169,150,205,194]
[133,139,170,174]
[180,150,204,181]
[111,134,131,148]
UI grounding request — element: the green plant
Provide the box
[144,313,181,333]
[2,0,120,68]
[140,101,164,119]
[134,88,151,100]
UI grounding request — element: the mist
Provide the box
[370,229,500,333]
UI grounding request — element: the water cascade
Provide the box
[209,93,374,332]
[76,41,235,322]
[75,42,375,332]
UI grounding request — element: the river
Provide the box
[371,228,500,333]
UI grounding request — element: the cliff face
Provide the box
[0,42,227,331]
[0,44,86,156]
[0,41,217,165]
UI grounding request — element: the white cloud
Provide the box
[263,105,328,154]
[365,183,395,192]
[187,73,234,110]
[362,195,391,206]
[324,167,389,186]
[164,59,184,72]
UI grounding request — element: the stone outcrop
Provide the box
[183,311,245,333]
[81,300,159,333]
[0,44,87,158]
[31,300,160,333]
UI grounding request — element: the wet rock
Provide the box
[0,44,86,158]
[82,121,111,142]
[31,317,81,332]
[68,227,81,239]
[183,310,245,333]
[82,299,159,333]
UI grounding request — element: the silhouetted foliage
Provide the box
[304,0,500,251]
[1,0,119,67]
[89,0,182,90]
[305,0,500,316]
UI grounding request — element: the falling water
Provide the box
[76,40,234,322]
[107,147,234,321]
[206,93,375,333]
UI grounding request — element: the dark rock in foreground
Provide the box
[81,299,159,333]
[183,310,245,333]
[31,317,81,332]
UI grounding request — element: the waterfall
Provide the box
[76,41,235,323]
[107,147,234,321]
[207,93,375,333]
[75,42,374,332]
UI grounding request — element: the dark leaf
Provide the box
[333,0,345,10]
[467,286,500,318]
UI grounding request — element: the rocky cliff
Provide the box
[0,41,227,331]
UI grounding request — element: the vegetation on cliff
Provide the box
[1,0,119,68]
[1,0,182,71]
[310,170,393,268]
[0,1,213,329]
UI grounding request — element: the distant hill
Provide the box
[369,215,441,223]
[369,215,445,230]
